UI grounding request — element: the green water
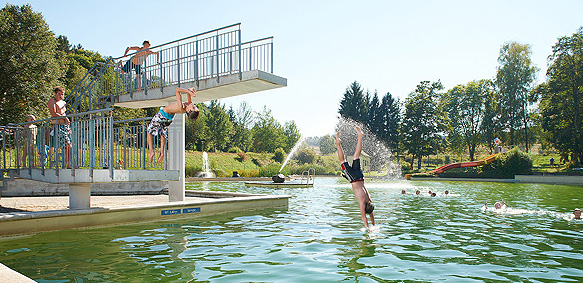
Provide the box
[0,178,582,282]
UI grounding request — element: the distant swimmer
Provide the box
[415,190,421,195]
[401,190,406,195]
[573,208,581,220]
[444,190,449,197]
[336,126,375,230]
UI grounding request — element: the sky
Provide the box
[5,0,583,137]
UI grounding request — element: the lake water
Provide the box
[0,178,582,282]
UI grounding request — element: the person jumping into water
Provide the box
[336,126,375,230]
[146,87,199,163]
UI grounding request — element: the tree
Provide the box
[338,81,369,124]
[377,92,401,152]
[481,87,503,153]
[186,103,210,151]
[0,4,64,125]
[441,80,494,160]
[535,27,583,165]
[283,120,301,152]
[251,106,285,152]
[204,100,233,152]
[319,134,336,155]
[401,81,445,169]
[495,41,538,151]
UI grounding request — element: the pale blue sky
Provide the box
[6,0,583,137]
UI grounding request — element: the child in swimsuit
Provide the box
[147,87,199,163]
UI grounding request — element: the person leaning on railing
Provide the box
[47,86,72,168]
[120,40,160,91]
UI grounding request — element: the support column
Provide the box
[69,183,91,209]
[168,113,185,202]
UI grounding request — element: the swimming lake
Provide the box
[0,178,582,282]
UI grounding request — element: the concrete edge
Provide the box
[0,263,35,283]
[0,192,290,237]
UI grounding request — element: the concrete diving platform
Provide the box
[0,191,290,237]
[115,70,287,108]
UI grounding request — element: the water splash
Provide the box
[279,137,305,173]
[336,117,402,179]
[197,151,215,178]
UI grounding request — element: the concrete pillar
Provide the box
[69,183,91,209]
[168,113,185,202]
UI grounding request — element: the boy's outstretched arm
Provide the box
[336,132,345,162]
[354,126,363,160]
[359,202,369,228]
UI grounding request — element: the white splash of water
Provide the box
[198,151,215,178]
[279,137,305,173]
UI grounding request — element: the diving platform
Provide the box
[115,70,286,108]
[1,23,286,210]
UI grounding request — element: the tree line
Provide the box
[336,27,583,169]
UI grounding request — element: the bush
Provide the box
[481,147,533,178]
[273,148,285,163]
[228,147,243,153]
[295,148,317,164]
[236,151,247,162]
[258,163,282,177]
[185,165,202,177]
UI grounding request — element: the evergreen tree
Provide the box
[378,92,401,152]
[338,81,369,124]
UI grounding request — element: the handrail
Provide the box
[112,23,241,61]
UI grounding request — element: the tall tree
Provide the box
[377,92,401,152]
[481,87,503,153]
[367,91,382,137]
[338,81,369,124]
[283,120,301,152]
[495,41,538,151]
[251,106,285,153]
[204,100,233,152]
[535,27,583,166]
[401,81,445,169]
[441,80,494,160]
[319,134,336,155]
[0,4,63,125]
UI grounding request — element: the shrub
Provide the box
[295,148,317,164]
[228,147,243,153]
[185,165,202,177]
[481,147,533,178]
[236,151,247,162]
[258,163,282,177]
[273,148,285,163]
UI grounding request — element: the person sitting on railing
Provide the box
[47,86,72,168]
[120,40,160,91]
[147,87,199,163]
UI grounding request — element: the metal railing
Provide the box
[66,23,275,114]
[1,109,167,181]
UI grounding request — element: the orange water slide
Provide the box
[431,153,500,174]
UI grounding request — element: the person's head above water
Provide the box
[401,190,406,195]
[574,208,581,220]
[365,201,374,214]
[494,202,502,209]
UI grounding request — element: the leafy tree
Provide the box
[229,101,254,152]
[0,4,64,125]
[495,41,538,150]
[186,103,210,151]
[401,81,445,169]
[295,148,317,164]
[338,81,369,124]
[319,134,336,155]
[251,106,285,152]
[441,80,494,160]
[283,120,301,152]
[204,100,233,151]
[273,148,285,163]
[481,87,503,153]
[535,27,583,165]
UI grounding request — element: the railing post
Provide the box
[142,122,146,170]
[123,124,127,169]
[160,50,164,93]
[177,43,181,87]
[15,130,20,173]
[108,110,113,180]
[238,29,242,80]
[216,33,220,84]
[271,41,274,73]
[89,114,94,178]
[195,40,199,87]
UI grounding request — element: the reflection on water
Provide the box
[0,178,582,282]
